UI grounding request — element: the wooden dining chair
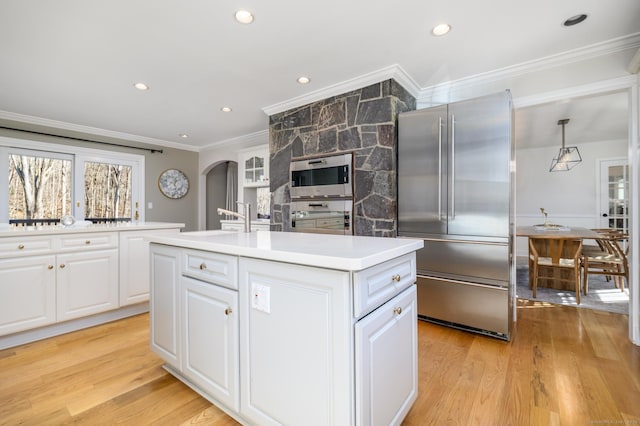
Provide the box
[528,237,583,304]
[582,232,628,293]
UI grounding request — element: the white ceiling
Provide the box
[0,0,638,150]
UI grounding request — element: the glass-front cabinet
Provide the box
[241,147,269,188]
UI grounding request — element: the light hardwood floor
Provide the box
[1,299,639,425]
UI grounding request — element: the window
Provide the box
[0,138,144,225]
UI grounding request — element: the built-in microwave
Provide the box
[290,153,352,199]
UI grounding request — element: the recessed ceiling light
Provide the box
[563,14,588,27]
[221,106,232,112]
[431,24,451,36]
[297,76,311,84]
[235,10,254,24]
[133,82,149,91]
[179,133,189,138]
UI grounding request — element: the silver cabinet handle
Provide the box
[199,263,207,270]
[48,265,54,270]
[224,307,233,316]
[59,264,66,269]
[391,274,401,282]
[85,240,91,245]
[18,244,25,250]
[393,307,403,315]
[438,116,443,220]
[451,114,456,220]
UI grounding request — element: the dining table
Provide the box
[516,225,601,290]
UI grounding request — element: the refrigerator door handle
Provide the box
[438,116,443,220]
[450,114,455,220]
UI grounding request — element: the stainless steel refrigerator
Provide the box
[397,90,515,340]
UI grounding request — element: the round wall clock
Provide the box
[158,169,189,199]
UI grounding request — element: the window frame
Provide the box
[0,136,145,224]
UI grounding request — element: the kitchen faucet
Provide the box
[217,202,251,232]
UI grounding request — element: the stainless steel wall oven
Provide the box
[289,153,354,235]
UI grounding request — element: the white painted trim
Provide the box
[628,78,639,344]
[628,48,640,74]
[261,64,421,116]
[0,110,198,152]
[201,129,269,151]
[417,33,640,104]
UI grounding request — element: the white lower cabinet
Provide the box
[149,243,418,426]
[150,244,181,370]
[56,249,119,321]
[0,255,56,335]
[239,258,352,426]
[120,228,181,306]
[181,276,239,411]
[355,285,418,426]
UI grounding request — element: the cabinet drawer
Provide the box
[353,252,416,318]
[57,232,118,252]
[0,236,55,258]
[182,249,238,290]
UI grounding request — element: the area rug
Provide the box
[516,263,629,315]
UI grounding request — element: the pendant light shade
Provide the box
[549,119,581,172]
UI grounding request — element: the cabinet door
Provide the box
[181,276,239,411]
[56,249,119,321]
[150,244,181,370]
[119,229,180,306]
[355,285,417,426]
[0,255,56,336]
[239,258,352,426]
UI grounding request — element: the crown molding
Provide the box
[0,110,199,152]
[262,64,421,116]
[417,33,640,104]
[201,129,269,151]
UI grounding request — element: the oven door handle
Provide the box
[307,159,326,165]
[307,203,328,207]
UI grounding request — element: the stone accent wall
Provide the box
[268,79,415,237]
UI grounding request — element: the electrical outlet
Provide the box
[251,283,271,314]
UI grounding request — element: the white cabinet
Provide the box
[240,146,269,188]
[120,228,181,306]
[148,240,418,426]
[0,255,56,335]
[150,244,181,370]
[239,258,352,426]
[57,248,119,321]
[355,285,418,426]
[181,276,239,411]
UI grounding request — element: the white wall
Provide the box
[515,139,627,256]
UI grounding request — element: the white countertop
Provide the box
[0,221,185,237]
[147,230,424,271]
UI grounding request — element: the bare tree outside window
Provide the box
[9,154,71,220]
[84,162,132,220]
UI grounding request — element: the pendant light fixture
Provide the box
[549,118,581,172]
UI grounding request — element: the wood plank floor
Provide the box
[1,299,639,425]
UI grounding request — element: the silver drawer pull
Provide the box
[393,307,402,315]
[391,274,401,282]
[224,307,233,316]
[85,240,91,245]
[199,263,207,270]
[18,244,25,250]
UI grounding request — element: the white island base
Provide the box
[148,231,423,426]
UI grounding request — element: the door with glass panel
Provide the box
[599,158,629,232]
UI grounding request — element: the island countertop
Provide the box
[147,230,424,271]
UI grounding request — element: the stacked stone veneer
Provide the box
[269,79,415,237]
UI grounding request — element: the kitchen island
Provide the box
[147,230,423,426]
